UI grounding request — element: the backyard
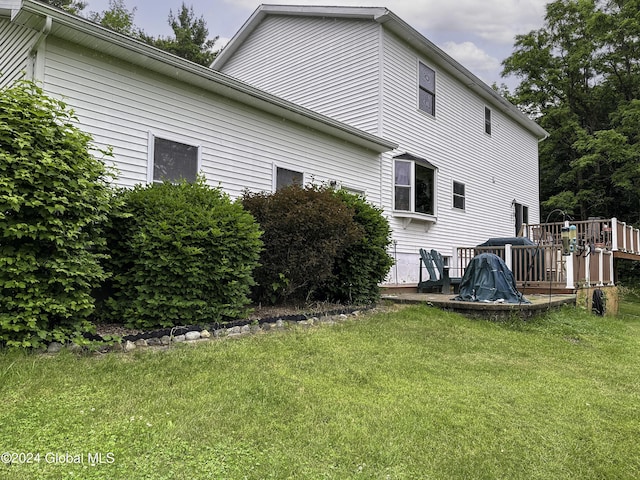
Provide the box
[1,296,639,479]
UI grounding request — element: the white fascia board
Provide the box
[6,0,397,154]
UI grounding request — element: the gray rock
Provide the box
[275,319,285,328]
[339,314,348,320]
[241,325,251,334]
[47,342,63,354]
[68,343,83,353]
[228,326,241,335]
[352,310,361,317]
[200,330,211,339]
[124,340,136,352]
[298,320,310,327]
[185,331,201,341]
[173,334,186,343]
[214,329,226,338]
[147,337,162,346]
[135,338,148,348]
[160,336,172,345]
[250,325,262,334]
[262,323,271,331]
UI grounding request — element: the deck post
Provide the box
[597,248,604,287]
[504,243,512,271]
[611,218,618,251]
[607,251,615,285]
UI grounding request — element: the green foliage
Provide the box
[242,185,363,304]
[141,2,219,66]
[321,189,394,304]
[88,0,141,37]
[41,0,87,15]
[101,178,262,329]
[503,0,640,223]
[0,79,115,348]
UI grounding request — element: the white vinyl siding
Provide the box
[382,30,539,280]
[40,37,383,200]
[0,18,37,87]
[220,15,381,135]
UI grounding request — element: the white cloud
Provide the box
[440,41,502,84]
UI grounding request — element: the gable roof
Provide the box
[212,4,548,140]
[0,0,397,153]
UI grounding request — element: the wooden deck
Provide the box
[382,292,576,320]
[454,218,640,292]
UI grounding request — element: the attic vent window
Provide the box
[418,62,436,116]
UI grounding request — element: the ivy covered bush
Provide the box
[242,185,393,305]
[101,178,262,329]
[0,79,115,348]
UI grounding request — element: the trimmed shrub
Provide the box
[0,79,115,348]
[101,178,262,329]
[322,189,394,304]
[242,185,362,304]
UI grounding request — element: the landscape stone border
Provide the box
[45,306,374,355]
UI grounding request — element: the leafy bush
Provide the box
[101,178,262,329]
[242,185,363,304]
[0,79,115,348]
[322,189,394,303]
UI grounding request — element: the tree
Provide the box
[41,0,87,15]
[88,0,140,37]
[147,3,219,66]
[502,0,640,224]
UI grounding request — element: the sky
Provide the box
[84,0,550,89]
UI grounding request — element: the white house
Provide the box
[1,1,548,287]
[212,5,549,284]
[0,0,395,201]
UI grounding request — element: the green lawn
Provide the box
[1,301,639,479]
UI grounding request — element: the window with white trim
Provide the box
[418,62,436,116]
[150,135,199,183]
[453,181,465,210]
[394,159,435,215]
[276,167,303,190]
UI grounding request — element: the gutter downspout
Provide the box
[28,15,52,81]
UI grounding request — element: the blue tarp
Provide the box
[453,253,530,304]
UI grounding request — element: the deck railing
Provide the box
[456,245,614,290]
[523,217,640,255]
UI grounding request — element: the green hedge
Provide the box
[100,178,262,329]
[322,189,394,304]
[0,79,115,348]
[242,185,393,305]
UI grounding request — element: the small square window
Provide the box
[485,107,492,135]
[152,136,199,183]
[276,167,303,190]
[453,181,465,210]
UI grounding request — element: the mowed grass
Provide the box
[1,301,640,479]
